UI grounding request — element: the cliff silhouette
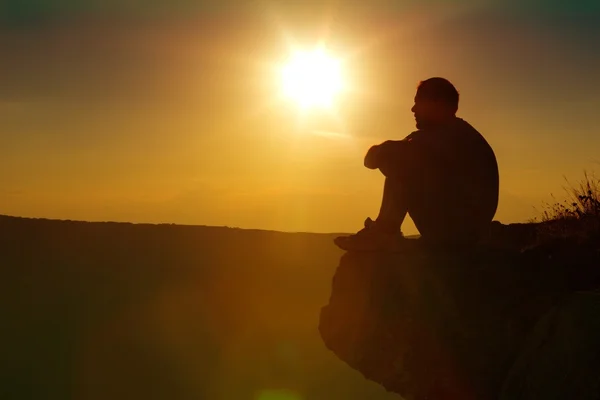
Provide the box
[319,221,600,400]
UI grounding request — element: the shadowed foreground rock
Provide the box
[319,241,600,400]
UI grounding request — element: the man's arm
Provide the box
[364,137,415,171]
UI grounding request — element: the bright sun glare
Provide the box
[281,48,343,109]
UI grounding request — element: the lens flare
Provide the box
[256,389,303,400]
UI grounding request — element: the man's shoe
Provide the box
[334,217,407,252]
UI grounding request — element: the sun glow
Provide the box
[281,48,343,109]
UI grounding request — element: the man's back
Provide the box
[406,117,499,243]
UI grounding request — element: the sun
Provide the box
[281,48,343,110]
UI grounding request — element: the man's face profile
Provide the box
[411,94,438,130]
[411,90,455,130]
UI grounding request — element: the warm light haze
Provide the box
[1,1,599,234]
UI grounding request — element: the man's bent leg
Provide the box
[375,177,409,235]
[334,176,409,251]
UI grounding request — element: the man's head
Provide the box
[411,77,459,129]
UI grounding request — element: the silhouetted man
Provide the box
[335,77,499,251]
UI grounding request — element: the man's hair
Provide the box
[416,77,459,110]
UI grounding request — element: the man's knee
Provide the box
[364,145,380,169]
[365,140,411,173]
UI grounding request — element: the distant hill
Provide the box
[0,214,400,400]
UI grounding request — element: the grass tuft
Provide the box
[532,171,600,244]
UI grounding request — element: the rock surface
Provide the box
[319,234,600,399]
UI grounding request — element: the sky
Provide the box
[1,0,599,234]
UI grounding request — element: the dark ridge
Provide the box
[0,214,399,400]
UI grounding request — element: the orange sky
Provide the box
[1,1,599,234]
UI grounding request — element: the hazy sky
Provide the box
[1,0,599,234]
